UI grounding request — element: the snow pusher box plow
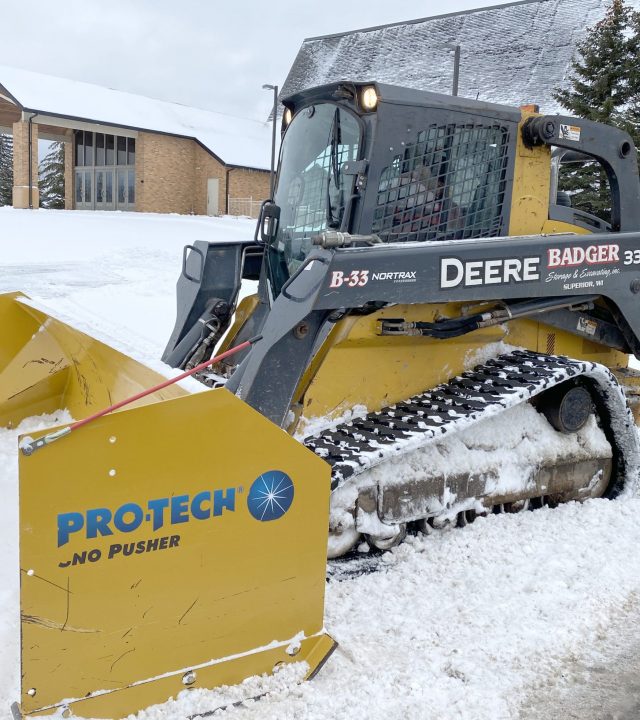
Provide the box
[5,81,640,717]
[3,295,335,719]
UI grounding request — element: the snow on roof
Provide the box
[281,0,640,114]
[0,64,271,170]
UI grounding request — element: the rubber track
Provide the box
[304,350,609,490]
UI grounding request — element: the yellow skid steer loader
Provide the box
[3,81,640,718]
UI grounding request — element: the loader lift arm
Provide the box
[523,114,640,232]
[227,230,640,427]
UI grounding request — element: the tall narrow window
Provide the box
[84,171,92,203]
[117,170,126,203]
[95,134,105,166]
[75,131,84,167]
[106,171,113,204]
[127,138,135,165]
[128,170,135,204]
[84,131,94,166]
[96,172,104,203]
[117,137,127,165]
[105,135,115,165]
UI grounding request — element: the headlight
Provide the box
[283,108,293,126]
[360,86,378,111]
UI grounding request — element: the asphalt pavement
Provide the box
[520,593,640,720]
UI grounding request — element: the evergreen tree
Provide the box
[38,141,65,209]
[0,133,13,206]
[553,0,637,222]
[621,8,640,146]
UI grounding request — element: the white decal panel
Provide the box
[559,124,581,142]
[328,270,417,289]
[544,243,622,290]
[439,257,541,289]
[329,270,370,288]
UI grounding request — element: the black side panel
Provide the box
[162,241,253,367]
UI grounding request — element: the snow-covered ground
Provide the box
[2,208,640,720]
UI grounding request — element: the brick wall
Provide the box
[137,132,197,214]
[193,144,226,215]
[100,129,269,216]
[228,168,271,208]
[12,120,39,208]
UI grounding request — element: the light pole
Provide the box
[443,44,461,96]
[262,84,278,199]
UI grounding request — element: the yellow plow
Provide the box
[2,293,335,719]
[0,292,187,429]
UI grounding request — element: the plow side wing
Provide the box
[0,292,186,429]
[17,388,334,718]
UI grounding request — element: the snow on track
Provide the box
[2,209,640,720]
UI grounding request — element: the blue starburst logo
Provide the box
[247,471,294,522]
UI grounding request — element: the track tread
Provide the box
[304,350,606,489]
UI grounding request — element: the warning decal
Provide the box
[559,124,581,142]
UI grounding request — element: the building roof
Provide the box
[280,0,640,114]
[0,64,271,171]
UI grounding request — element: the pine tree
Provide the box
[0,133,13,206]
[621,8,640,147]
[38,141,65,209]
[553,0,637,222]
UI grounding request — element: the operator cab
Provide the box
[260,82,638,303]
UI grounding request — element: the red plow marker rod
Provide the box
[20,335,262,456]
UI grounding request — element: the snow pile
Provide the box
[295,403,369,441]
[463,340,520,370]
[367,402,610,504]
[0,207,256,387]
[132,663,308,720]
[117,499,640,720]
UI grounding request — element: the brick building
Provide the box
[0,65,271,216]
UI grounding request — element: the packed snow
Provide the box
[361,402,611,506]
[1,208,640,720]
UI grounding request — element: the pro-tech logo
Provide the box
[55,472,295,568]
[247,470,294,521]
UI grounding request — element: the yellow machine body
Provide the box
[18,388,334,718]
[221,111,626,432]
[0,292,186,429]
[291,304,629,434]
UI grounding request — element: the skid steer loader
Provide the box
[3,81,640,718]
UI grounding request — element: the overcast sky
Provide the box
[1,0,516,123]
